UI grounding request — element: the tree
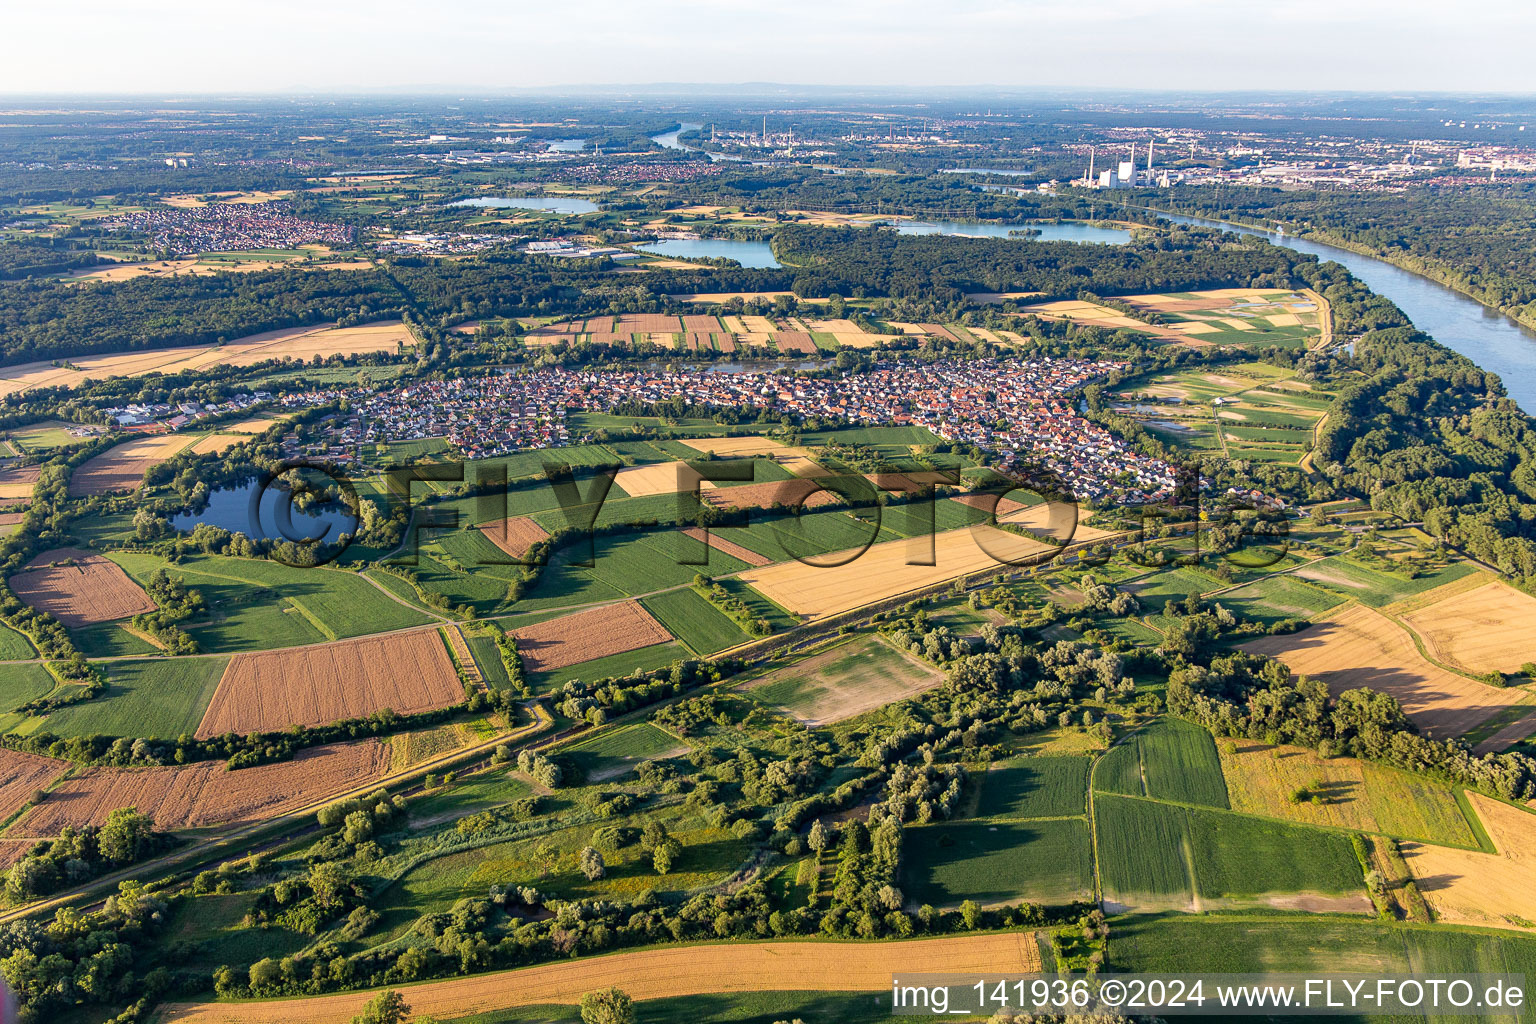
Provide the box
[578,846,606,881]
[960,899,982,930]
[652,837,681,875]
[98,807,154,863]
[580,987,635,1024]
[353,989,411,1024]
[806,819,829,854]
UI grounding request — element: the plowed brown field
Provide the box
[511,601,672,673]
[476,516,549,560]
[0,465,39,503]
[157,933,1041,1024]
[0,748,68,819]
[699,479,839,511]
[11,740,389,834]
[1240,603,1524,738]
[679,526,770,566]
[9,548,156,626]
[194,631,463,738]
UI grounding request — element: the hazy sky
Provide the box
[6,0,1535,94]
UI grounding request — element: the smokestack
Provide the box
[1147,139,1155,173]
[1088,147,1095,184]
[1129,142,1136,185]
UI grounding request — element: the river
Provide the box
[1151,210,1536,412]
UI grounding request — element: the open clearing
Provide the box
[194,631,463,738]
[10,740,389,835]
[475,516,548,560]
[0,321,413,399]
[1402,793,1536,932]
[67,434,197,495]
[737,525,1057,619]
[1240,603,1524,738]
[9,547,156,626]
[741,635,945,724]
[0,748,69,820]
[1400,581,1536,675]
[157,933,1041,1024]
[510,600,672,673]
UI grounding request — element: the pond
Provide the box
[171,477,358,544]
[636,238,781,268]
[893,219,1130,245]
[545,138,586,152]
[448,196,599,214]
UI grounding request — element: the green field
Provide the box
[1094,718,1229,809]
[42,657,229,739]
[974,756,1090,819]
[0,663,55,715]
[1295,556,1480,608]
[107,551,434,651]
[71,621,161,659]
[528,641,688,690]
[903,818,1092,907]
[641,587,751,656]
[1095,794,1362,905]
[0,621,35,660]
[465,634,514,689]
[564,722,686,782]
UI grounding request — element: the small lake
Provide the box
[637,238,781,268]
[894,219,1130,245]
[449,196,599,214]
[171,477,358,544]
[1151,209,1536,412]
[546,138,585,153]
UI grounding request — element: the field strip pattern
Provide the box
[158,933,1041,1024]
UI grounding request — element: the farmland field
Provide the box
[1093,718,1228,809]
[11,740,390,834]
[737,525,1056,618]
[1216,574,1346,624]
[1292,556,1479,608]
[1402,792,1536,932]
[1241,602,1524,738]
[1400,580,1536,675]
[974,756,1089,819]
[194,630,463,738]
[0,747,68,820]
[1094,794,1365,909]
[157,934,1042,1024]
[42,658,229,740]
[640,587,751,655]
[0,663,54,714]
[527,641,688,689]
[903,818,1092,906]
[510,600,673,673]
[1216,739,1477,845]
[741,636,945,725]
[9,547,156,626]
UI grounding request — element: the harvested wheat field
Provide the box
[614,460,698,497]
[698,478,839,511]
[9,548,156,627]
[68,434,197,495]
[679,526,770,566]
[510,600,672,673]
[952,492,1028,517]
[11,740,389,835]
[187,433,249,455]
[677,434,827,477]
[157,933,1040,1024]
[0,842,36,872]
[476,516,549,560]
[1400,581,1536,675]
[772,331,817,354]
[0,465,39,503]
[999,503,1122,544]
[194,631,463,739]
[1401,793,1536,932]
[1240,603,1524,738]
[0,748,69,819]
[738,525,1057,619]
[0,322,412,399]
